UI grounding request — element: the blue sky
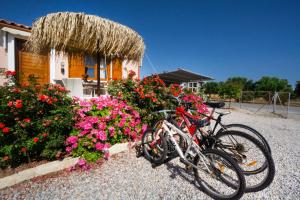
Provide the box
[1,0,299,86]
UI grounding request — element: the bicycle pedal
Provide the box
[179,158,186,164]
[180,158,191,166]
[185,164,193,172]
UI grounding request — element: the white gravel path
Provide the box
[1,109,300,200]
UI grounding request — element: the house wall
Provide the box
[7,34,15,71]
[50,50,69,83]
[0,46,8,86]
[0,27,30,86]
[0,30,8,86]
[55,52,69,80]
[0,46,7,68]
[122,60,140,79]
[183,81,206,92]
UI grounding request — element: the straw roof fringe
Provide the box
[27,12,145,62]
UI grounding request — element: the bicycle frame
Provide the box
[178,106,229,136]
[158,119,212,172]
[174,107,243,152]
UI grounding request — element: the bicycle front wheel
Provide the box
[142,128,168,164]
[219,123,272,154]
[215,130,275,192]
[193,148,246,200]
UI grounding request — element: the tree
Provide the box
[255,76,293,93]
[244,80,255,91]
[203,82,219,95]
[295,81,300,97]
[218,82,241,108]
[225,76,255,91]
[226,77,248,90]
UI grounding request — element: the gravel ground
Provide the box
[1,109,300,200]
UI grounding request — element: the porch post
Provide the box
[49,49,56,83]
[110,59,113,80]
[7,34,15,71]
[96,54,101,96]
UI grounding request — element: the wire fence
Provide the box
[239,91,291,118]
[204,91,300,119]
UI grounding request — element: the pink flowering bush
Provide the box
[182,93,208,114]
[65,96,146,163]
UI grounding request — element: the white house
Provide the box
[0,19,142,87]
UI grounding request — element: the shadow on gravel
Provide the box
[137,151,224,199]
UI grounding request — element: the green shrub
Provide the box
[108,71,207,125]
[0,71,74,168]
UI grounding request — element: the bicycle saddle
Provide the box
[188,117,209,128]
[205,101,225,108]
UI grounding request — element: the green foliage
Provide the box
[225,76,256,92]
[108,74,173,125]
[203,76,293,100]
[0,71,74,168]
[295,81,300,97]
[218,82,241,100]
[108,72,207,125]
[226,77,248,90]
[255,76,293,93]
[203,82,219,94]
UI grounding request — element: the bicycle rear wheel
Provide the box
[142,128,168,164]
[215,130,275,192]
[193,148,246,200]
[218,123,272,154]
[153,119,185,157]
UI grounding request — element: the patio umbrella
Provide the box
[26,12,145,95]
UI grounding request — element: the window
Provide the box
[83,55,107,80]
[187,81,200,93]
[84,55,97,79]
[86,68,95,78]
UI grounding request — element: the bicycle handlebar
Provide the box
[151,110,175,118]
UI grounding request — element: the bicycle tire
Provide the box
[153,118,185,157]
[193,148,246,200]
[215,130,275,193]
[142,128,168,164]
[217,123,272,154]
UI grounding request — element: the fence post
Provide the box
[273,92,277,113]
[268,91,271,111]
[287,93,291,118]
[240,91,242,108]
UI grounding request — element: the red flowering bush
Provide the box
[0,71,74,168]
[66,96,146,163]
[108,70,207,125]
[169,83,182,97]
[108,73,172,124]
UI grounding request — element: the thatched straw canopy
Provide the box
[27,12,145,62]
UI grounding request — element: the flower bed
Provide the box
[108,70,208,125]
[0,69,207,170]
[65,96,146,164]
[0,71,74,169]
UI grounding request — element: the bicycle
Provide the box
[167,99,275,193]
[141,96,274,193]
[145,110,246,200]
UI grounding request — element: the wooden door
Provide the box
[18,51,49,85]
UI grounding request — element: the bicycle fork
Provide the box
[161,121,213,173]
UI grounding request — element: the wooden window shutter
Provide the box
[112,58,123,80]
[69,55,85,78]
